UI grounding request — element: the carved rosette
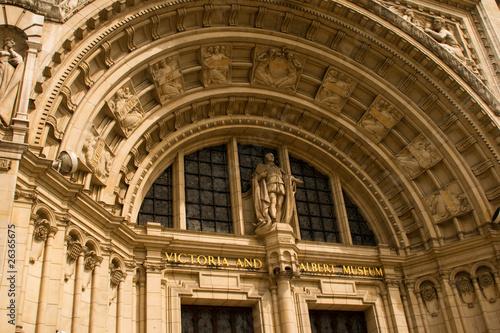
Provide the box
[421,285,437,301]
[425,181,470,222]
[478,272,494,288]
[251,46,305,92]
[107,82,144,137]
[396,134,441,178]
[84,250,100,271]
[149,55,184,105]
[315,67,357,113]
[200,45,231,87]
[358,96,403,142]
[33,219,51,242]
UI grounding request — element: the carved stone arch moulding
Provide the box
[33,0,500,154]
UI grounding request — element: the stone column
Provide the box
[439,273,464,333]
[35,224,58,333]
[71,247,86,333]
[384,279,409,333]
[144,263,163,333]
[275,271,297,333]
[116,277,125,332]
[88,258,103,333]
[269,285,281,333]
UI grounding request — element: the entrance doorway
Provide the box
[309,310,368,333]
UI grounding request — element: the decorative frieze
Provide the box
[108,83,144,137]
[316,67,357,113]
[200,45,231,87]
[358,96,403,142]
[396,134,441,178]
[149,55,184,105]
[425,181,470,222]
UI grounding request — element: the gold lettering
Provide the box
[222,258,229,267]
[331,264,336,273]
[236,258,243,267]
[375,267,383,277]
[357,266,363,275]
[317,263,323,272]
[300,263,307,272]
[343,265,352,275]
[369,267,374,276]
[311,263,318,272]
[165,252,174,261]
[254,259,263,269]
[174,253,178,262]
[363,267,368,276]
[197,255,207,265]
[178,253,187,264]
[306,262,310,272]
[244,258,253,268]
[189,254,195,264]
[324,264,331,273]
[208,256,216,266]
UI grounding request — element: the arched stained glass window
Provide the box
[137,166,173,228]
[184,145,233,233]
[344,192,377,246]
[290,156,339,243]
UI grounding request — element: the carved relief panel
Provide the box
[251,46,305,91]
[82,129,115,183]
[149,55,184,105]
[200,45,231,87]
[107,82,144,137]
[396,134,441,178]
[315,67,357,113]
[425,181,470,222]
[420,281,440,316]
[358,96,403,142]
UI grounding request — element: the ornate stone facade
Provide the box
[1,0,500,332]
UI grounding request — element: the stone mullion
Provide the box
[227,137,244,235]
[173,151,186,229]
[35,225,58,333]
[330,173,351,244]
[439,274,465,333]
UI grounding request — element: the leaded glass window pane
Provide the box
[237,144,278,193]
[344,192,377,246]
[185,145,232,233]
[137,166,173,228]
[290,156,339,243]
[181,305,253,333]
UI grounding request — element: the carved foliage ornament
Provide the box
[358,96,403,142]
[84,250,99,271]
[107,83,144,137]
[421,285,437,302]
[251,46,305,91]
[200,45,231,87]
[149,55,184,105]
[33,219,51,242]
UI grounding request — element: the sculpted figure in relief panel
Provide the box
[0,37,24,126]
[424,17,466,62]
[252,153,303,232]
[425,181,470,222]
[200,45,231,87]
[150,56,184,105]
[82,130,114,181]
[358,96,403,142]
[108,84,144,137]
[396,134,441,177]
[251,47,304,91]
[316,67,357,113]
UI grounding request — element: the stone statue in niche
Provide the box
[200,45,231,87]
[252,153,303,231]
[0,38,24,126]
[358,96,403,141]
[425,181,470,222]
[83,131,113,180]
[396,134,441,177]
[150,56,184,105]
[108,86,144,137]
[316,68,357,112]
[425,17,466,62]
[251,47,304,91]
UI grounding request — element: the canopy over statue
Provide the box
[252,153,303,231]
